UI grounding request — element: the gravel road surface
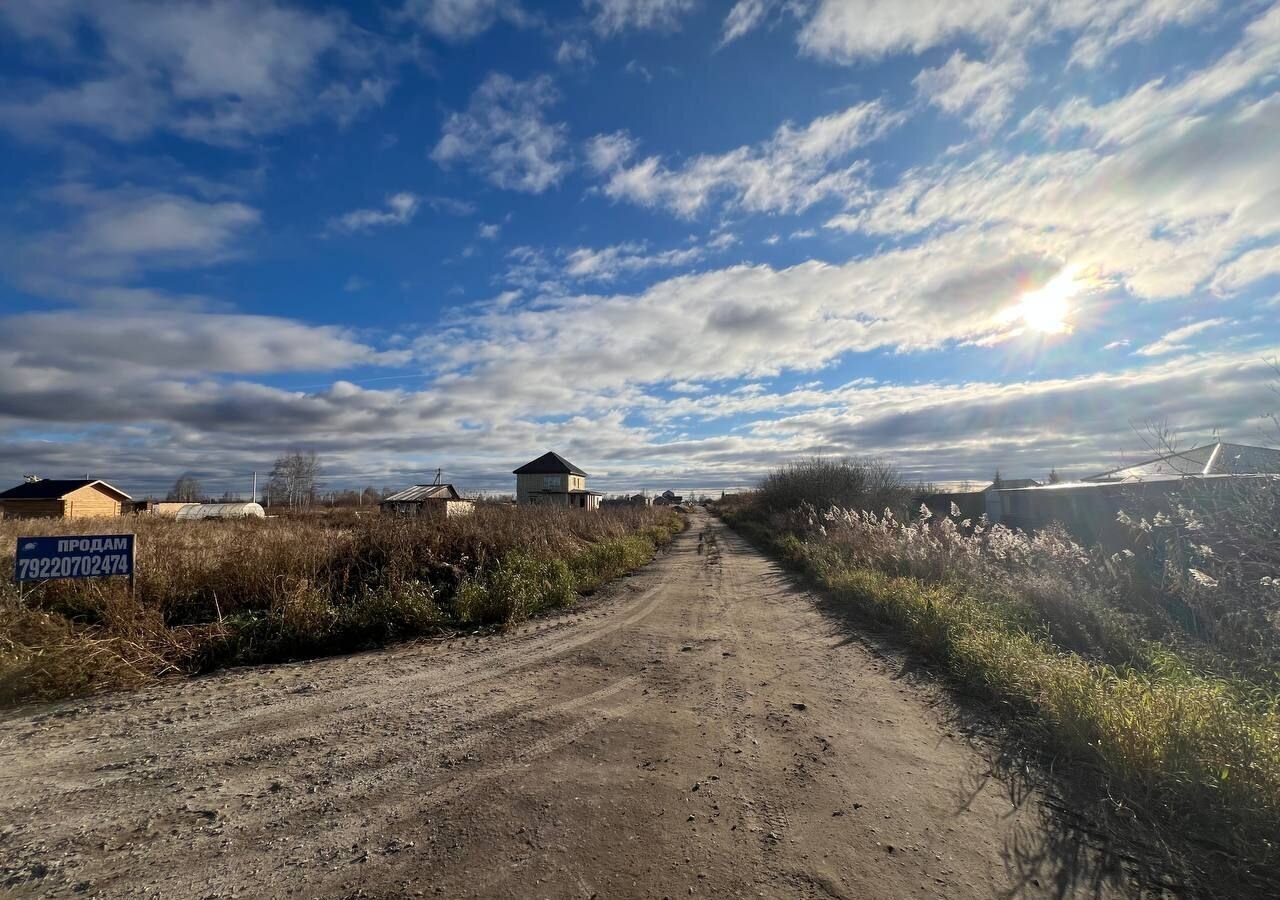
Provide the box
[0,510,1147,899]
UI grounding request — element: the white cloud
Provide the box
[1063,0,1221,69]
[0,0,392,145]
[914,51,1029,132]
[711,347,1280,482]
[590,101,898,217]
[1043,4,1280,146]
[720,0,776,46]
[624,59,654,82]
[432,73,570,193]
[827,16,1280,305]
[401,0,528,41]
[1210,244,1280,296]
[797,0,1219,66]
[563,242,704,281]
[800,0,1028,62]
[668,381,707,394]
[0,310,403,377]
[478,222,502,239]
[1135,318,1231,356]
[555,38,595,67]
[12,184,261,284]
[585,131,640,173]
[1103,339,1130,351]
[585,0,696,36]
[327,193,421,234]
[453,227,1079,412]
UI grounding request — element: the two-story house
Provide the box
[513,452,603,509]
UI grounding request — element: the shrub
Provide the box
[758,457,912,517]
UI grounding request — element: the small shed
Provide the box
[380,484,475,519]
[0,478,132,519]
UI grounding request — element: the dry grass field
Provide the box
[716,460,1280,890]
[0,504,682,705]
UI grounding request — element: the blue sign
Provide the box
[15,534,135,583]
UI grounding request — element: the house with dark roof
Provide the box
[0,478,132,520]
[379,483,475,519]
[513,452,603,509]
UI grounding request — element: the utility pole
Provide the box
[251,470,257,504]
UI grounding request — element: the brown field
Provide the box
[0,504,682,705]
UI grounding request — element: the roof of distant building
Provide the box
[513,451,588,476]
[1087,442,1280,481]
[0,478,132,501]
[986,478,1042,491]
[381,484,466,502]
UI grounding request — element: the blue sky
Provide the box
[1,0,1279,498]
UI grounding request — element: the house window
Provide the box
[543,475,561,491]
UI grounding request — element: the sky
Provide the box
[1,0,1279,498]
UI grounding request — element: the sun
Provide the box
[1010,267,1081,334]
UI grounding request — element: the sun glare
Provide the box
[1012,267,1082,334]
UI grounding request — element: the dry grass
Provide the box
[717,483,1280,889]
[0,505,682,705]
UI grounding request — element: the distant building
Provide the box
[990,478,1042,490]
[1085,442,1280,482]
[0,478,132,519]
[380,484,475,518]
[920,441,1280,548]
[513,452,603,510]
[655,490,684,506]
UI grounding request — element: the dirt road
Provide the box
[1,511,1145,899]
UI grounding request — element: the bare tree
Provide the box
[267,451,321,508]
[167,473,202,502]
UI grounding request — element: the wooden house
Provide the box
[380,483,475,518]
[513,452,603,509]
[0,478,132,519]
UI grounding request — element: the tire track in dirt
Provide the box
[1,512,1150,900]
[1,580,671,780]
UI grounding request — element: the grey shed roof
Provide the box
[0,478,132,501]
[513,452,588,476]
[1087,442,1280,482]
[381,484,465,502]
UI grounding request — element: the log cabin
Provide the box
[0,478,132,519]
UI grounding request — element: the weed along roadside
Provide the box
[0,505,684,706]
[713,459,1280,897]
